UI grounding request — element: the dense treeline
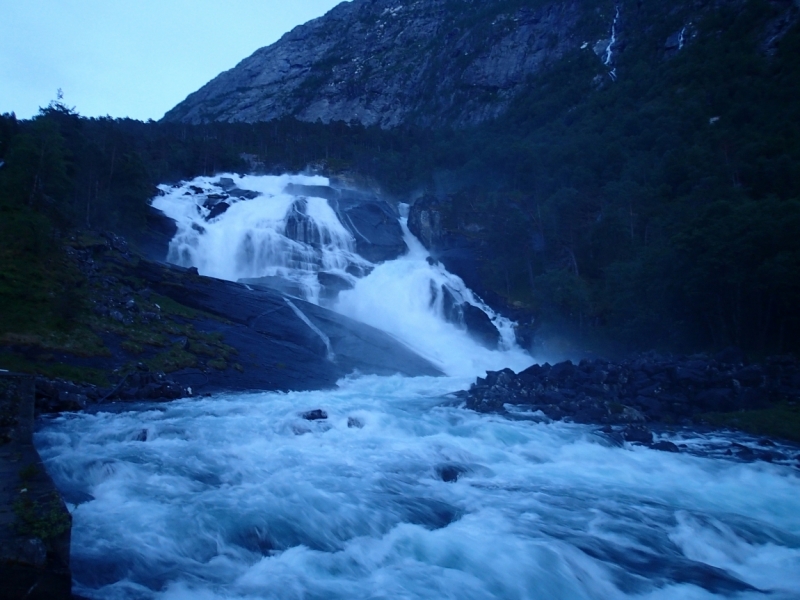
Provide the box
[375,0,800,357]
[1,0,798,356]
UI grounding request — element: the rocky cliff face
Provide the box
[163,0,797,128]
[164,0,588,127]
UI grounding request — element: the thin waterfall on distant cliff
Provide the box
[152,174,531,376]
[604,5,620,80]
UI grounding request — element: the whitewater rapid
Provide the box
[36,376,800,599]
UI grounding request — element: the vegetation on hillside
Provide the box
[378,0,800,357]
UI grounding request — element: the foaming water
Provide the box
[152,176,531,377]
[335,211,531,376]
[37,376,800,600]
[152,174,368,303]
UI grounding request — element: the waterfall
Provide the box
[153,174,368,305]
[334,205,530,375]
[604,6,620,80]
[152,174,531,376]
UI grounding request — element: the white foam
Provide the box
[152,174,367,303]
[35,376,800,600]
[334,212,532,377]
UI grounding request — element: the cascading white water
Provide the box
[153,174,369,304]
[152,174,531,377]
[335,205,531,376]
[604,6,620,81]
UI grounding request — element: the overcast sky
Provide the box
[0,0,346,121]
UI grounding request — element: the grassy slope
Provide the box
[0,224,237,386]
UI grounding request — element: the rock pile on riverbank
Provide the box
[464,351,800,454]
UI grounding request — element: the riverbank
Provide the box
[462,352,800,463]
[0,373,72,599]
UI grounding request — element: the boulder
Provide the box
[301,409,328,421]
[461,303,501,349]
[434,284,501,349]
[137,205,178,261]
[317,272,355,301]
[206,201,230,221]
[340,202,407,263]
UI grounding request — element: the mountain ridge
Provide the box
[163,0,592,127]
[163,0,799,129]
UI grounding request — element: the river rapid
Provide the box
[36,375,800,599]
[34,175,800,599]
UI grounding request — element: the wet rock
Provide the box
[435,464,467,483]
[732,443,756,459]
[435,286,501,349]
[228,188,260,200]
[438,284,462,325]
[623,425,654,444]
[239,275,307,298]
[461,305,501,349]
[206,201,230,221]
[340,201,407,263]
[317,272,355,300]
[347,416,364,429]
[302,409,328,421]
[652,440,680,453]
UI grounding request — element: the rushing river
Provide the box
[36,376,800,599]
[34,174,800,598]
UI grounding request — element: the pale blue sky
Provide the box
[0,0,346,120]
